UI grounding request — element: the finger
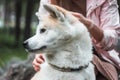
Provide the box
[71,12,85,21]
[73,12,82,17]
[33,64,40,69]
[35,68,40,72]
[37,54,45,61]
[36,57,44,64]
[33,65,40,71]
[39,55,45,61]
[35,54,44,63]
[32,59,41,67]
[32,62,40,70]
[71,12,91,26]
[70,12,82,17]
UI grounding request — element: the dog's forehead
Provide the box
[39,17,64,29]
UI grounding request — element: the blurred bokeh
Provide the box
[0,0,40,67]
[0,0,119,79]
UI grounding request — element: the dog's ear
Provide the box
[43,4,65,22]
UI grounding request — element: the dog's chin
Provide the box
[26,49,45,54]
[26,46,47,54]
[27,49,41,53]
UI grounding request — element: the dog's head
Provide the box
[23,4,83,53]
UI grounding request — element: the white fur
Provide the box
[25,4,95,80]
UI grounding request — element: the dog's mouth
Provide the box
[26,46,47,53]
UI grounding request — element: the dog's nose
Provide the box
[23,41,29,49]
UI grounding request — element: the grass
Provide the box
[0,28,28,67]
[0,47,28,67]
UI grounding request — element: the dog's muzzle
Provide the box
[23,41,47,52]
[23,41,29,49]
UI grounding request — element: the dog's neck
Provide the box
[49,63,89,72]
[44,37,92,69]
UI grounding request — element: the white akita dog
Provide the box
[23,4,95,80]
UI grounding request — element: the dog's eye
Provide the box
[40,28,46,33]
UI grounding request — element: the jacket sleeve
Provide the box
[96,0,120,51]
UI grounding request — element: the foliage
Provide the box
[0,0,40,67]
[0,29,27,67]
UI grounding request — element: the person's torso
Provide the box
[53,0,87,17]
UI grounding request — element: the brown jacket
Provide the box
[93,54,118,80]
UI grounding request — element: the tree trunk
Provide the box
[23,0,35,41]
[4,0,11,28]
[14,0,22,46]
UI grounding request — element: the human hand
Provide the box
[32,54,45,71]
[70,12,86,22]
[71,12,94,30]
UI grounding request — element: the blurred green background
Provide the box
[0,0,120,68]
[0,0,40,67]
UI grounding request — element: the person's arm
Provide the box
[71,12,104,43]
[72,0,120,51]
